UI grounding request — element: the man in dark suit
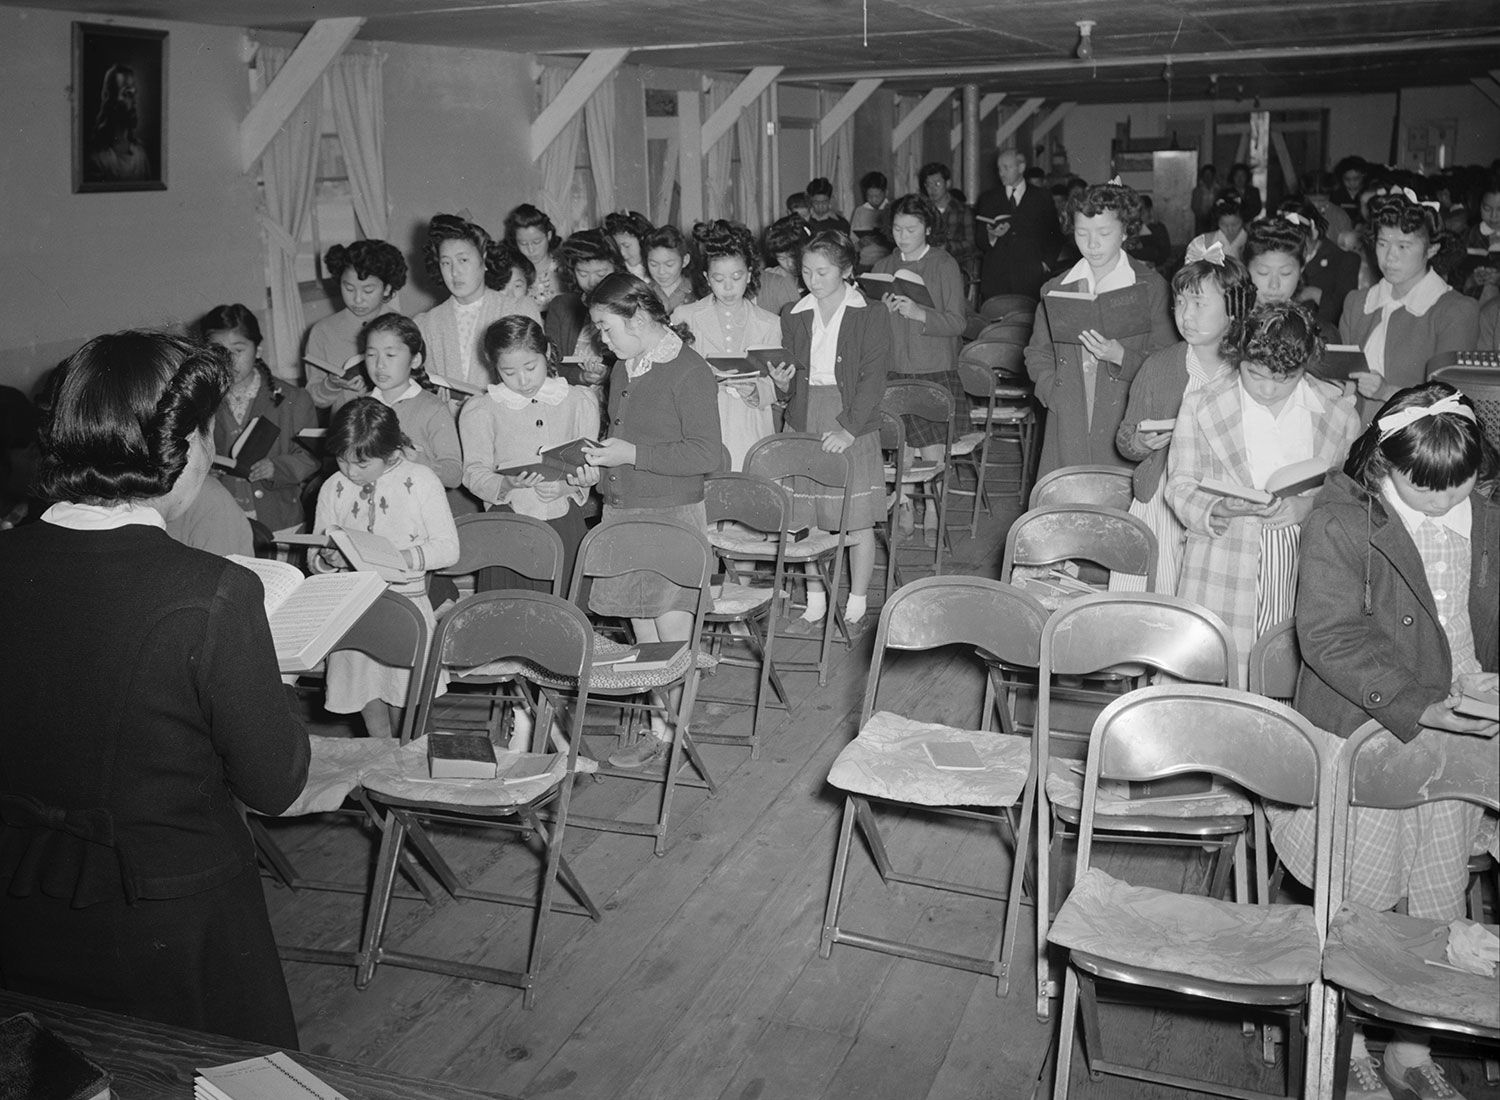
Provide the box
[975,148,1061,301]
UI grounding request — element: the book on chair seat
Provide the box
[595,641,685,672]
[0,1013,110,1100]
[1200,457,1330,506]
[227,556,385,674]
[213,416,280,479]
[427,731,498,779]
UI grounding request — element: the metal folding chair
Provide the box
[1049,685,1335,1099]
[883,379,955,572]
[1027,465,1135,512]
[1001,504,1157,608]
[821,577,1050,995]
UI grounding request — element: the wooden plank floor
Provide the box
[262,467,1500,1100]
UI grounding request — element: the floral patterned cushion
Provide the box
[1048,867,1321,986]
[710,530,841,560]
[460,634,714,689]
[1045,758,1254,819]
[711,581,774,617]
[361,737,573,807]
[826,710,1031,807]
[1322,902,1500,1030]
[277,735,402,816]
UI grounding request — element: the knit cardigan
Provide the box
[1338,282,1479,410]
[414,289,542,388]
[872,246,967,376]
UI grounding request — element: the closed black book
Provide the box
[427,731,498,779]
[212,416,281,479]
[0,1013,111,1100]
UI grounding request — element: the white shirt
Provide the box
[1380,480,1473,541]
[792,285,867,387]
[1058,249,1137,297]
[374,380,423,408]
[1240,376,1320,490]
[1006,182,1026,206]
[42,500,165,531]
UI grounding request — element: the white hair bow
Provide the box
[1283,211,1312,229]
[1397,187,1442,214]
[1377,391,1475,440]
[1185,239,1226,265]
[1106,175,1124,186]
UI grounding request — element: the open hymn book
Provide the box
[229,556,385,674]
[271,528,408,583]
[195,1052,348,1100]
[856,269,934,308]
[1199,457,1331,507]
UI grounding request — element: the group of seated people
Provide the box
[0,160,1494,1092]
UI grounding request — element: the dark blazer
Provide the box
[1294,472,1499,741]
[212,364,318,532]
[780,292,891,438]
[1302,238,1361,331]
[0,521,310,1044]
[975,183,1061,301]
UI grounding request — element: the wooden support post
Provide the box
[678,89,704,226]
[992,97,1043,148]
[818,78,881,146]
[704,66,783,151]
[768,82,781,225]
[1472,76,1500,109]
[530,47,630,161]
[240,17,363,172]
[962,85,980,201]
[891,86,954,152]
[1030,101,1075,143]
[1270,131,1298,195]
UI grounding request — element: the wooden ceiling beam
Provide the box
[703,66,783,150]
[891,86,954,152]
[993,97,1044,146]
[1471,76,1500,108]
[818,77,882,146]
[1030,101,1074,142]
[979,93,1006,120]
[530,47,629,161]
[240,17,363,172]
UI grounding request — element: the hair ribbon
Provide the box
[1185,239,1226,266]
[1397,187,1442,214]
[1105,175,1124,186]
[1376,392,1475,440]
[1283,212,1311,229]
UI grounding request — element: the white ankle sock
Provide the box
[508,707,534,752]
[844,594,868,623]
[1385,1039,1431,1070]
[802,591,827,622]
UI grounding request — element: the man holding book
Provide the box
[975,149,1062,302]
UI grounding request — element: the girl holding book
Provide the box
[774,230,891,626]
[1274,382,1497,1100]
[1243,216,1339,341]
[362,313,462,491]
[413,214,542,392]
[312,397,458,739]
[1166,301,1361,681]
[1341,191,1480,414]
[1114,254,1250,592]
[645,225,702,316]
[603,210,653,282]
[673,220,781,470]
[874,193,970,543]
[305,239,407,412]
[545,229,623,378]
[461,315,600,590]
[201,304,318,533]
[1025,181,1175,479]
[569,274,723,768]
[505,203,562,310]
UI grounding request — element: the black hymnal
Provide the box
[1041,283,1154,345]
[306,352,366,382]
[427,731,498,779]
[707,347,787,380]
[857,270,934,308]
[213,416,280,479]
[0,1013,111,1100]
[497,437,594,482]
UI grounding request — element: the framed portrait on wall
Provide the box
[73,22,167,192]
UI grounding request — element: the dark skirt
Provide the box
[0,862,298,1048]
[587,502,709,619]
[791,386,883,533]
[476,501,587,596]
[888,367,967,448]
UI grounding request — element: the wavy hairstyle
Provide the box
[324,239,407,292]
[585,272,692,343]
[37,331,231,505]
[763,214,812,268]
[1245,216,1312,267]
[487,240,536,292]
[1063,182,1146,239]
[555,229,623,295]
[1225,299,1324,378]
[325,396,410,464]
[1364,191,1445,249]
[1345,381,1497,493]
[693,219,762,297]
[503,203,560,252]
[423,213,521,291]
[643,224,704,297]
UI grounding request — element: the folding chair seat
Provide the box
[735,434,854,687]
[544,517,717,854]
[251,589,436,967]
[696,472,794,757]
[1049,685,1336,1099]
[1027,464,1135,512]
[1035,593,1250,1020]
[821,577,1050,994]
[1000,504,1157,610]
[355,591,603,1006]
[882,379,956,573]
[1317,722,1500,1099]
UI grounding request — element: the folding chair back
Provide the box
[883,379,954,432]
[746,432,851,493]
[704,471,790,535]
[1343,720,1500,815]
[1247,618,1300,701]
[570,516,713,605]
[978,295,1039,325]
[1027,465,1135,512]
[1002,504,1157,586]
[959,337,1027,377]
[1042,592,1236,685]
[332,590,432,742]
[443,512,566,595]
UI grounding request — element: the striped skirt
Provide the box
[1254,524,1301,639]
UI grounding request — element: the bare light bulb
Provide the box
[1075,20,1096,62]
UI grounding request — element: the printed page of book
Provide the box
[196,1051,349,1100]
[266,571,384,672]
[227,555,306,617]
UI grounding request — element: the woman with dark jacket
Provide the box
[0,331,311,1046]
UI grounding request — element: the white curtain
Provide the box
[326,51,387,240]
[255,46,323,380]
[583,71,616,219]
[537,66,584,237]
[817,88,855,217]
[703,79,733,223]
[734,89,765,229]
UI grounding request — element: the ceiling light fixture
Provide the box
[1075,20,1096,63]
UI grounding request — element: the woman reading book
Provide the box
[0,331,310,1047]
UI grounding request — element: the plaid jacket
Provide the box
[1166,372,1360,681]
